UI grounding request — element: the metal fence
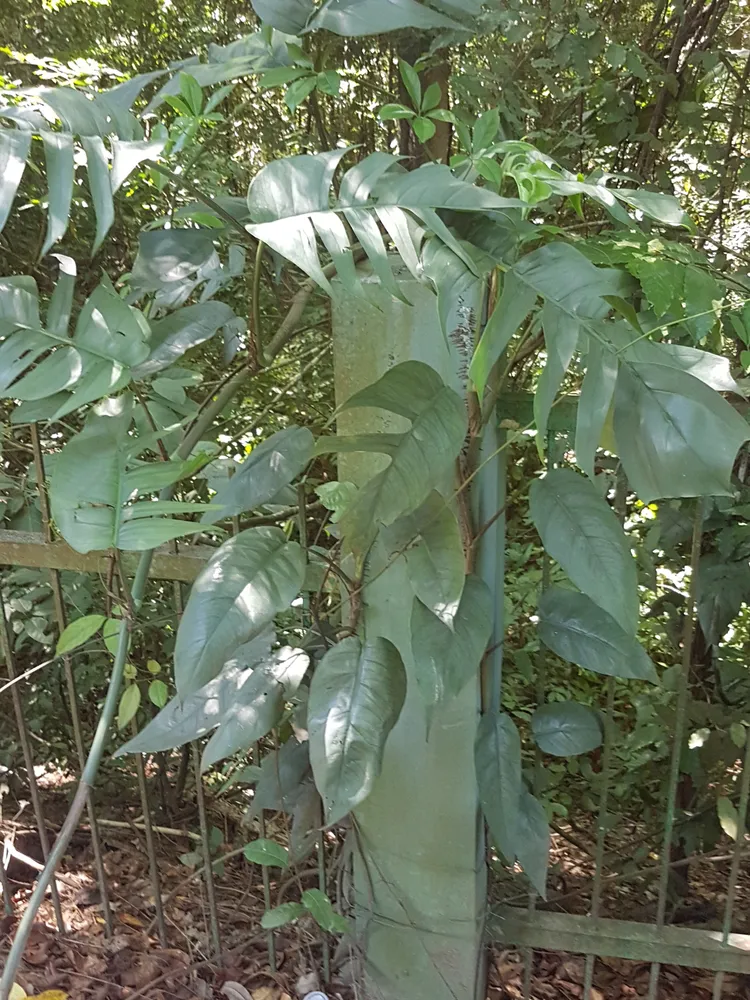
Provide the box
[0,421,296,987]
[1,405,750,1000]
[491,396,750,1000]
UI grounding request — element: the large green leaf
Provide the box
[531,702,603,756]
[132,302,237,377]
[537,587,657,682]
[41,132,75,256]
[317,361,468,560]
[534,303,579,446]
[246,150,521,297]
[202,426,314,525]
[174,527,305,697]
[0,130,31,231]
[81,137,115,254]
[529,468,639,633]
[201,647,309,768]
[470,242,632,398]
[695,555,750,646]
[410,575,492,712]
[0,272,150,422]
[515,789,550,897]
[574,339,618,480]
[469,272,537,398]
[117,631,277,755]
[250,0,313,32]
[49,397,210,554]
[475,711,522,864]
[613,362,749,502]
[307,0,463,34]
[381,491,465,613]
[308,636,406,824]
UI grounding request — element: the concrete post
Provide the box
[331,261,492,1000]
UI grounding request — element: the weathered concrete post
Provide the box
[330,260,501,1000]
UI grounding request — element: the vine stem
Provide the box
[0,294,300,996]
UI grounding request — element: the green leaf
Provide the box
[285,75,319,112]
[250,0,313,33]
[683,266,723,342]
[614,188,692,229]
[174,527,305,697]
[81,137,115,254]
[629,257,681,317]
[202,427,314,525]
[0,129,31,231]
[201,647,309,768]
[534,303,579,446]
[411,116,437,142]
[56,614,106,655]
[574,339,618,480]
[529,468,639,633]
[49,397,206,553]
[41,132,75,256]
[117,684,141,729]
[243,839,290,867]
[537,587,657,682]
[301,888,350,933]
[717,796,740,840]
[308,636,406,824]
[399,60,421,107]
[695,555,750,645]
[261,902,306,929]
[0,275,150,421]
[179,72,204,115]
[379,103,415,120]
[309,0,462,35]
[382,492,465,613]
[515,789,550,897]
[730,723,746,748]
[421,81,442,112]
[613,362,749,502]
[470,273,537,398]
[110,138,166,194]
[475,711,522,864]
[148,679,168,708]
[246,150,522,298]
[132,302,236,377]
[531,702,603,756]
[473,108,499,152]
[259,66,310,90]
[315,481,357,522]
[103,617,125,656]
[427,107,456,123]
[114,629,276,755]
[318,362,468,560]
[410,576,493,712]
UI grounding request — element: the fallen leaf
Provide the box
[250,988,276,1000]
[9,985,26,1000]
[118,912,145,928]
[221,984,252,1000]
[28,993,68,1000]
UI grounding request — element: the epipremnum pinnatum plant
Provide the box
[1,0,749,985]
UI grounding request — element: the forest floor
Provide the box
[0,782,748,1000]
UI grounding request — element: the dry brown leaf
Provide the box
[250,988,277,1000]
[117,912,145,928]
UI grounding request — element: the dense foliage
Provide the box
[2,0,750,990]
